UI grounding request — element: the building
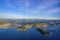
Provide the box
[0,22,10,28]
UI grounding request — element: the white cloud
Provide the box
[43,7,60,15]
[36,0,59,10]
[0,13,22,19]
[6,0,14,8]
[0,12,60,19]
[0,12,37,19]
[26,0,29,7]
[0,0,59,19]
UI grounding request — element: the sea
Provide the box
[0,20,60,40]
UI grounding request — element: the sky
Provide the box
[0,0,60,19]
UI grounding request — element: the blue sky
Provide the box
[0,0,60,19]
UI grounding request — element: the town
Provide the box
[0,19,59,31]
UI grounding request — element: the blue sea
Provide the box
[0,26,60,40]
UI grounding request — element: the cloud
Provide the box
[0,12,37,19]
[0,13,22,19]
[26,0,60,16]
[25,0,29,7]
[0,12,60,19]
[0,0,59,19]
[6,0,26,8]
[6,0,12,7]
[36,0,59,9]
